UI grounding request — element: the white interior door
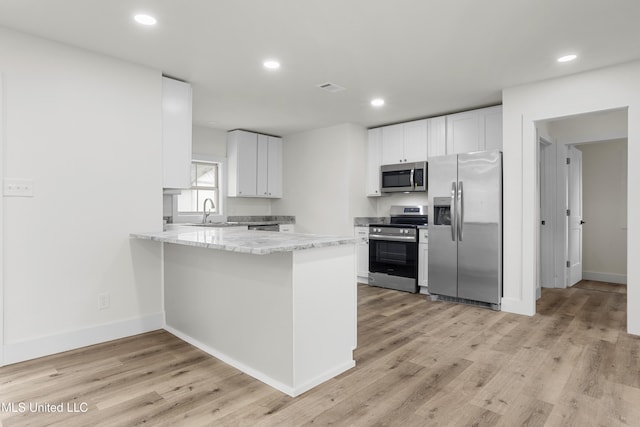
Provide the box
[567,146,583,287]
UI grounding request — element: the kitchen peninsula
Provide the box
[131,226,356,397]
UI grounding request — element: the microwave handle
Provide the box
[410,168,415,189]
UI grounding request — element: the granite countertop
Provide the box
[131,226,355,255]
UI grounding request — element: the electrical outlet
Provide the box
[3,179,34,197]
[98,292,110,310]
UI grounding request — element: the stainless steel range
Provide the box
[368,206,428,293]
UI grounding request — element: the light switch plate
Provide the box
[3,179,35,197]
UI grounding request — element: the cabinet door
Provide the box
[355,227,370,280]
[162,77,192,188]
[235,131,258,196]
[419,243,429,288]
[256,134,269,196]
[267,136,282,197]
[427,116,447,158]
[367,128,382,196]
[481,106,503,151]
[381,124,404,165]
[403,119,428,162]
[446,110,481,155]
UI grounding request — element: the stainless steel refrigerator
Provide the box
[428,150,502,309]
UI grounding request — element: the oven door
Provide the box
[369,236,418,279]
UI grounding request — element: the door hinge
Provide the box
[566,157,571,165]
[566,209,571,216]
[566,260,571,268]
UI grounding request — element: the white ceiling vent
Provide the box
[317,82,346,93]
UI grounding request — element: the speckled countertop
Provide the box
[131,226,355,255]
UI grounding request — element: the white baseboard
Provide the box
[582,271,627,285]
[2,312,164,366]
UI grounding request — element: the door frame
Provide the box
[538,136,555,293]
[1,73,5,366]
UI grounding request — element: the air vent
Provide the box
[317,82,346,93]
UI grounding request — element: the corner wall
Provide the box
[502,60,640,335]
[1,27,164,364]
[581,139,628,283]
[271,123,376,235]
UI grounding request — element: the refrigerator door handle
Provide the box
[450,181,457,241]
[458,181,464,241]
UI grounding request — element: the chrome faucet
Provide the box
[202,198,215,223]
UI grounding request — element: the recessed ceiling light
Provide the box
[557,54,577,63]
[134,14,157,26]
[371,98,385,107]
[263,60,281,70]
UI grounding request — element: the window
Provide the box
[177,161,220,214]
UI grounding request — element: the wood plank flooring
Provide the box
[1,280,638,426]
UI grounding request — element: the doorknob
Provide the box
[580,220,586,225]
[541,220,546,225]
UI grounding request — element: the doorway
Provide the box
[537,109,628,295]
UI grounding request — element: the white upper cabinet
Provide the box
[446,105,502,155]
[367,128,382,197]
[403,119,428,162]
[228,130,258,196]
[381,124,404,165]
[266,136,282,198]
[227,130,282,198]
[482,106,503,151]
[446,110,482,155]
[162,77,192,189]
[427,116,447,158]
[381,120,428,165]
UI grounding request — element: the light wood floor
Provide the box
[1,281,638,426]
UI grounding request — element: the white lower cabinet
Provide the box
[418,228,429,294]
[355,226,369,283]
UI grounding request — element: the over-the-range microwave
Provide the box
[380,161,427,193]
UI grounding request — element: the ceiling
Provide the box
[1,0,639,136]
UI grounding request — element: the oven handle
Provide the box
[369,234,417,242]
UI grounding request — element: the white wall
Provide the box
[166,125,272,219]
[376,193,429,218]
[581,139,628,282]
[272,123,376,235]
[1,27,164,364]
[502,60,640,335]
